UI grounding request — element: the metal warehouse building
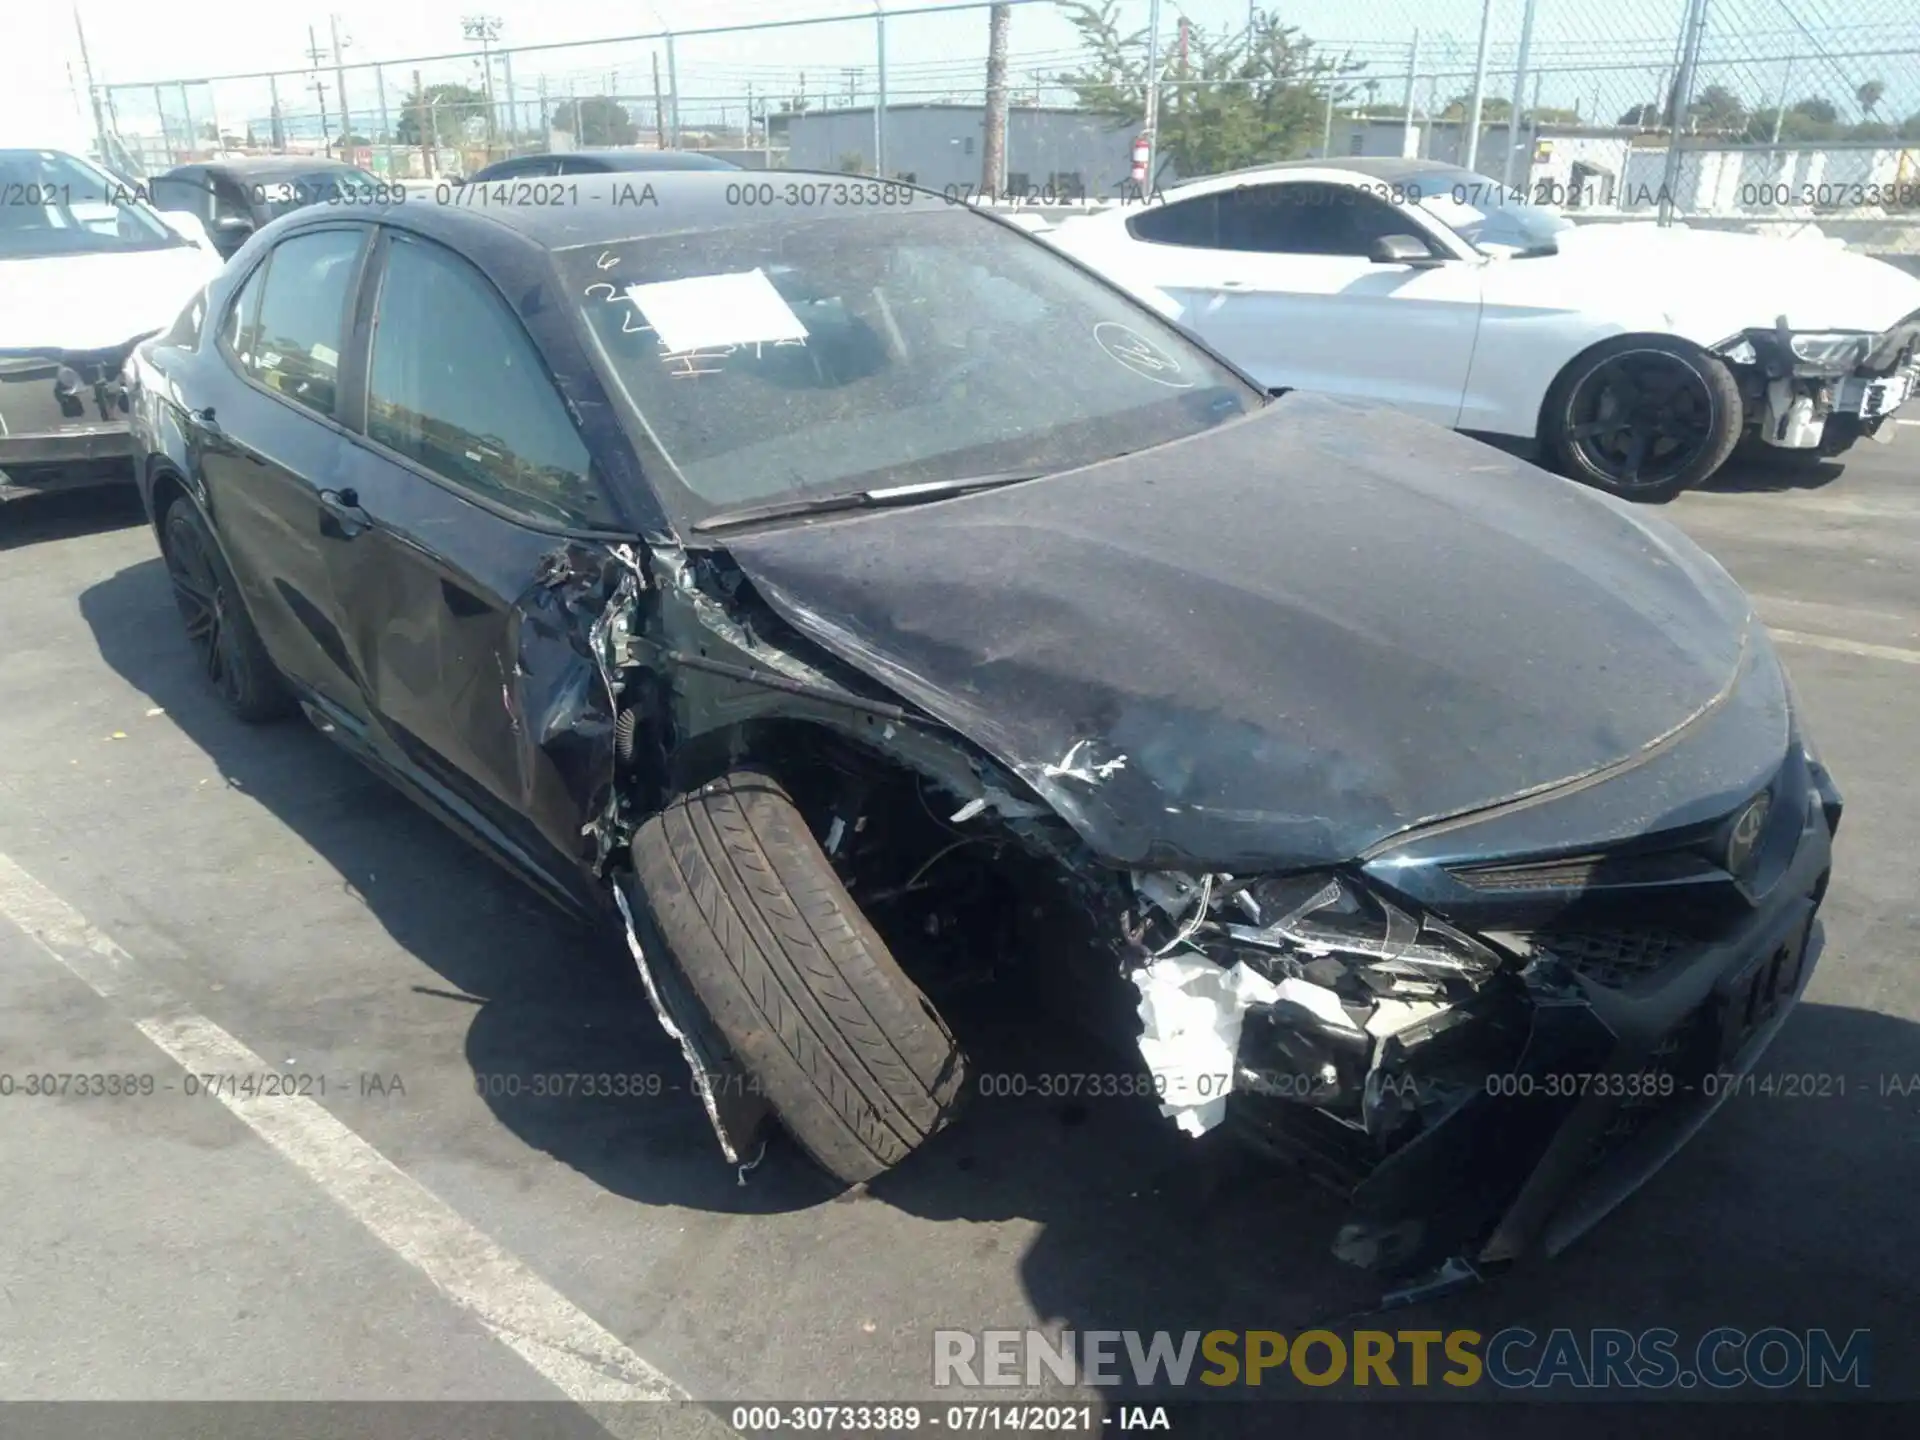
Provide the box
[777,102,1144,196]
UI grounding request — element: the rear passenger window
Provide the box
[365,233,615,528]
[247,228,366,420]
[1127,194,1219,248]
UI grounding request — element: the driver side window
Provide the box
[1213,183,1437,257]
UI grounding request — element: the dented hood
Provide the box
[723,394,1774,869]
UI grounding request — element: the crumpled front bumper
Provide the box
[1226,767,1838,1280]
[0,345,140,496]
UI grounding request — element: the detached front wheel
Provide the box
[1541,338,1742,502]
[627,769,968,1185]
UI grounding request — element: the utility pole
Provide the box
[330,13,352,154]
[666,32,681,147]
[500,50,516,147]
[307,26,331,152]
[982,2,1010,194]
[413,68,433,176]
[375,67,390,171]
[1176,16,1188,117]
[1502,0,1541,190]
[269,73,284,151]
[652,53,668,149]
[1767,54,1794,160]
[1142,0,1162,182]
[1401,30,1420,159]
[874,1,888,177]
[72,6,110,169]
[1659,0,1712,224]
[1462,0,1493,172]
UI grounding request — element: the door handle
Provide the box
[318,487,372,539]
[1213,279,1252,291]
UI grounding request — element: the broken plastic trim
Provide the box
[1125,870,1510,1139]
[611,881,765,1166]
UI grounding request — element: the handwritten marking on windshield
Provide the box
[1092,322,1196,389]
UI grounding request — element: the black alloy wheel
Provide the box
[160,500,293,722]
[1544,338,1741,502]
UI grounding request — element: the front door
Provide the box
[321,227,632,909]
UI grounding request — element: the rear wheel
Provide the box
[159,497,294,723]
[627,769,968,1184]
[1541,338,1741,502]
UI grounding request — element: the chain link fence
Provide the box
[89,0,1920,252]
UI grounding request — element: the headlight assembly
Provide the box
[1785,331,1873,371]
[1133,869,1506,995]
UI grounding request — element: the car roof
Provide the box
[1155,156,1473,200]
[172,156,367,178]
[554,149,741,171]
[368,170,948,251]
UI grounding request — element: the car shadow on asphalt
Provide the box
[0,484,149,551]
[79,556,1920,1392]
[1701,452,1849,495]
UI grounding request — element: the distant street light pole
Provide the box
[462,15,502,159]
[1463,0,1494,172]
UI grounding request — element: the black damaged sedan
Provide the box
[126,174,1842,1285]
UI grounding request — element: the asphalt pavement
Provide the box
[0,427,1915,1423]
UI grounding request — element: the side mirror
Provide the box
[213,214,255,236]
[1369,233,1444,268]
[157,209,215,251]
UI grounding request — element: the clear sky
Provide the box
[5,0,1908,155]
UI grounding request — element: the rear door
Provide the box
[322,227,628,908]
[195,224,375,720]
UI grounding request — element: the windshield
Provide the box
[561,198,1259,523]
[250,169,384,218]
[0,149,185,259]
[1408,167,1574,254]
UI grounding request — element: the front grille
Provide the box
[1532,927,1695,988]
[1449,848,1719,892]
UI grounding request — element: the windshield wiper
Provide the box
[691,471,1045,535]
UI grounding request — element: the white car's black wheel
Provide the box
[1542,338,1742,503]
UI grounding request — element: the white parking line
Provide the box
[0,850,687,1407]
[1770,629,1920,666]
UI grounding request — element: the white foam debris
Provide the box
[1129,955,1282,1137]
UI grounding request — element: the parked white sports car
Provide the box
[1045,158,1920,500]
[1,148,222,501]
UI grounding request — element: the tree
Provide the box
[1442,93,1511,122]
[395,82,489,146]
[1902,111,1920,142]
[1052,2,1348,179]
[1742,96,1844,143]
[1856,79,1885,119]
[837,151,869,173]
[550,95,637,146]
[1845,121,1896,141]
[1690,83,1745,132]
[1618,102,1662,127]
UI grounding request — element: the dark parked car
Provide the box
[125,173,1841,1288]
[464,149,741,183]
[148,157,386,259]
